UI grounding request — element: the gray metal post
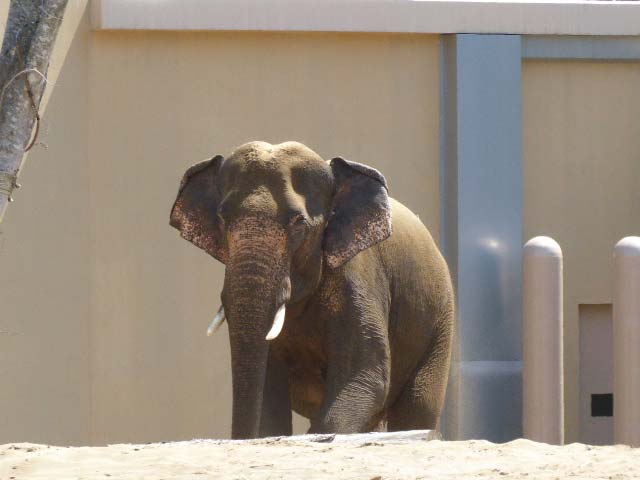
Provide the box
[523,236,564,445]
[613,237,640,447]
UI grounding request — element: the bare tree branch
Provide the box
[0,0,69,222]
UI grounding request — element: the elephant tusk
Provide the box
[207,306,226,336]
[265,304,286,341]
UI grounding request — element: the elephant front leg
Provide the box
[259,351,292,437]
[310,367,389,434]
[310,310,391,434]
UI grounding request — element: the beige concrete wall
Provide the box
[0,1,91,446]
[523,60,640,443]
[579,303,613,445]
[1,18,441,445]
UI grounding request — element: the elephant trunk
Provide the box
[222,222,290,439]
[227,303,270,439]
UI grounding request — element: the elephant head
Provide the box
[169,141,391,439]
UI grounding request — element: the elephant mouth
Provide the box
[207,302,287,341]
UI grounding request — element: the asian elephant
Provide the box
[169,141,454,439]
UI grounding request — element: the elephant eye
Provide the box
[289,213,308,227]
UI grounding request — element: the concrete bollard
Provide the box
[613,236,640,447]
[523,236,564,445]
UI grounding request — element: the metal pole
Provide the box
[523,236,564,444]
[613,236,640,446]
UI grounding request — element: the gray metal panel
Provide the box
[93,0,640,36]
[439,35,460,442]
[440,35,459,284]
[440,34,523,441]
[458,361,523,443]
[523,35,640,60]
[456,34,523,363]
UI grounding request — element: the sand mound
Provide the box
[1,437,638,479]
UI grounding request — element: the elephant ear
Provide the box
[170,155,227,263]
[323,157,392,269]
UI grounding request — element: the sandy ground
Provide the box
[1,437,639,479]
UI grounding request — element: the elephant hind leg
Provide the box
[387,315,453,432]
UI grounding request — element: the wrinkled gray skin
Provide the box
[170,141,454,439]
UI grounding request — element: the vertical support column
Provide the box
[613,236,640,447]
[523,236,564,445]
[440,34,523,442]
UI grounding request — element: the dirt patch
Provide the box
[1,438,638,479]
